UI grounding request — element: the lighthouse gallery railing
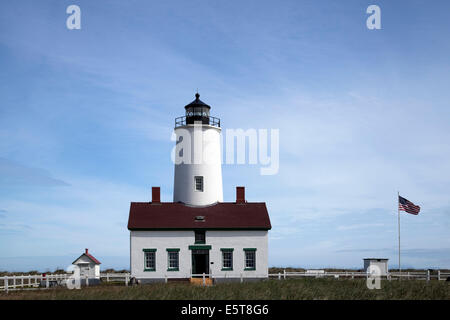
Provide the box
[175,116,221,128]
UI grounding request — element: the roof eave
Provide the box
[128,227,271,231]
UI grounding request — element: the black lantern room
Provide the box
[175,93,220,128]
[185,93,211,125]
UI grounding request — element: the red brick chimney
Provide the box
[85,248,88,254]
[152,187,161,203]
[236,186,245,204]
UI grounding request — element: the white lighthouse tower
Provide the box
[173,93,223,206]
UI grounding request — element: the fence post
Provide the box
[21,275,24,288]
[107,273,109,282]
[202,273,205,286]
[125,274,129,287]
[278,272,281,280]
[283,269,286,280]
[438,270,441,281]
[165,274,167,283]
[86,275,89,287]
[13,275,16,289]
[240,273,243,283]
[427,270,430,282]
[4,276,8,293]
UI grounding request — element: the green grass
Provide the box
[0,278,448,300]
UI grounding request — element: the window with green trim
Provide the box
[244,249,256,270]
[167,249,180,271]
[221,249,233,270]
[143,249,156,271]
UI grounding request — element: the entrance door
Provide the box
[79,263,89,278]
[192,249,209,277]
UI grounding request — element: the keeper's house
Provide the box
[127,94,272,283]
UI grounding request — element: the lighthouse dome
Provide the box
[184,93,211,110]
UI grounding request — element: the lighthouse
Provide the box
[173,93,223,206]
[127,93,271,284]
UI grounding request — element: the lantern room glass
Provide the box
[185,106,210,117]
[185,106,210,125]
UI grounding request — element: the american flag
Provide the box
[398,196,420,215]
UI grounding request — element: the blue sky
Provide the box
[1,0,449,271]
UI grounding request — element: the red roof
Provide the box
[85,252,101,265]
[127,202,271,230]
[72,251,101,265]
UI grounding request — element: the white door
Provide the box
[79,264,89,277]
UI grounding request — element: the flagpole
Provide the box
[398,191,401,280]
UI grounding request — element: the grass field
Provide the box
[0,278,448,300]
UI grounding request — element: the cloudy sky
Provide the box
[1,0,449,271]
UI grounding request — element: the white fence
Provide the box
[101,272,130,284]
[268,270,450,281]
[0,274,68,292]
[0,273,131,292]
[1,270,448,291]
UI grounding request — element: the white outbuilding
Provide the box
[72,248,101,281]
[127,94,271,284]
[363,258,389,276]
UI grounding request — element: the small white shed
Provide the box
[363,258,389,276]
[72,248,101,280]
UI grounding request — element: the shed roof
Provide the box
[72,251,101,265]
[127,202,271,230]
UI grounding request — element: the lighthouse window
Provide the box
[194,176,204,192]
[194,107,202,116]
